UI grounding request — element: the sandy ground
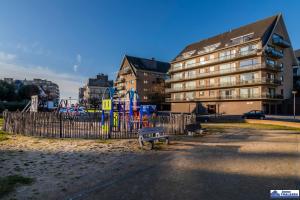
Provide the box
[0,135,152,200]
[0,125,300,200]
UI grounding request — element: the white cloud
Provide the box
[73,64,78,72]
[0,61,86,100]
[0,51,16,61]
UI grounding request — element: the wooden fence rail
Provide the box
[3,111,195,139]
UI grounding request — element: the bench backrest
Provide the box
[138,127,164,136]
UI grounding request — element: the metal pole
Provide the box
[294,93,296,119]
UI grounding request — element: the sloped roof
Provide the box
[125,55,170,73]
[174,14,279,61]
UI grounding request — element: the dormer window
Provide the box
[203,43,221,53]
[231,33,254,45]
[182,50,196,58]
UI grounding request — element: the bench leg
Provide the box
[138,136,144,149]
[165,137,170,145]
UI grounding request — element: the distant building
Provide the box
[1,78,60,102]
[23,79,60,101]
[79,74,113,108]
[167,14,298,115]
[114,55,170,110]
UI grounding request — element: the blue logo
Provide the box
[270,190,299,199]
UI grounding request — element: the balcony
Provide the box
[265,48,284,59]
[166,94,283,102]
[117,85,125,90]
[273,38,291,48]
[170,49,259,73]
[165,78,281,93]
[120,68,131,75]
[116,77,125,83]
[166,63,282,83]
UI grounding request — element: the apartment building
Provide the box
[79,74,113,108]
[22,78,60,101]
[167,14,298,115]
[115,55,170,110]
[294,49,300,76]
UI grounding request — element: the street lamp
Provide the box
[292,91,297,119]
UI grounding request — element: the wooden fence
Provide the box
[2,112,195,139]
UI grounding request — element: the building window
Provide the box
[144,80,148,84]
[185,92,194,100]
[144,88,148,92]
[143,96,148,100]
[185,81,196,89]
[240,58,259,67]
[173,73,183,79]
[209,90,215,97]
[231,33,254,45]
[200,57,206,64]
[240,73,258,82]
[200,80,205,86]
[173,63,183,69]
[220,89,236,98]
[220,76,236,85]
[220,63,236,72]
[209,78,215,86]
[173,83,183,89]
[174,93,183,100]
[200,68,205,74]
[219,49,236,60]
[144,72,148,76]
[240,87,259,98]
[199,91,205,96]
[186,70,196,78]
[209,66,214,72]
[186,59,196,68]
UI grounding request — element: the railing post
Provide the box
[59,113,62,138]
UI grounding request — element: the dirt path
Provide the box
[69,128,300,200]
[1,126,299,200]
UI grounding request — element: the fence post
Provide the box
[59,113,62,138]
[2,110,7,131]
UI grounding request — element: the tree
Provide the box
[88,97,100,110]
[0,81,16,101]
[18,85,40,100]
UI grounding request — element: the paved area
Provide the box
[67,127,300,200]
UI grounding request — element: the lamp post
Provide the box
[292,91,297,119]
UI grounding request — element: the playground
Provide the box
[3,88,195,139]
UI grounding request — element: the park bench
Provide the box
[185,123,206,136]
[138,127,169,149]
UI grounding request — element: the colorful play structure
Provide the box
[101,87,157,135]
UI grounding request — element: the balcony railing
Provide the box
[166,94,283,102]
[265,48,284,59]
[273,38,291,48]
[166,63,282,83]
[165,78,281,93]
[116,78,125,83]
[170,49,258,73]
[120,68,131,75]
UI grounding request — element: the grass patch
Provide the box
[0,175,34,198]
[202,123,300,131]
[0,130,9,142]
[0,117,3,128]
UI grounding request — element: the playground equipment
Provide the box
[100,87,158,137]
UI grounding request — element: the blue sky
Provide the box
[0,0,299,99]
